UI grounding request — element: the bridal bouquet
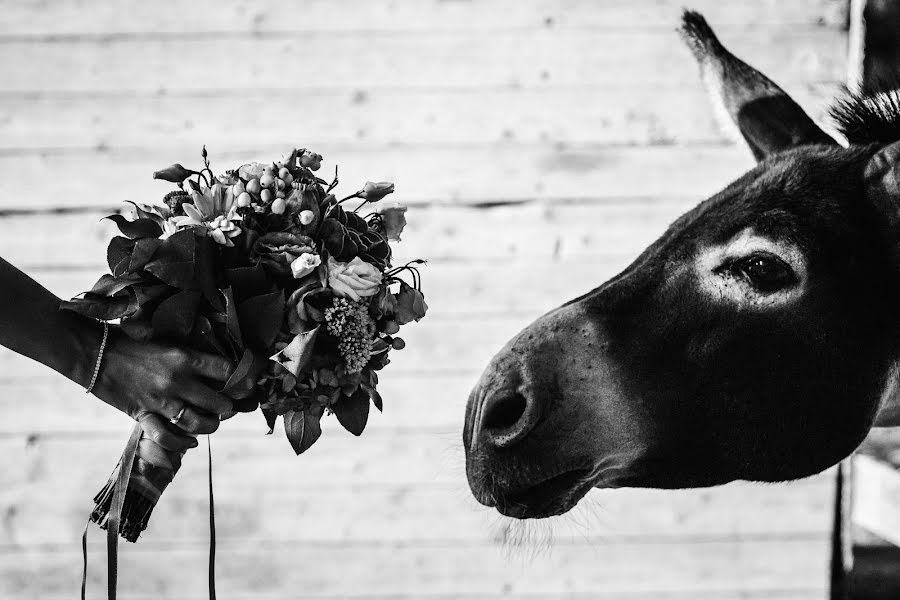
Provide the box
[63,147,427,542]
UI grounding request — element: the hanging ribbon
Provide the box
[81,426,218,600]
[208,435,217,600]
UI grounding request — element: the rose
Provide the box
[376,203,407,241]
[291,252,321,279]
[327,256,382,301]
[252,232,315,277]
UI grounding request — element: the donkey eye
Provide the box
[727,254,797,293]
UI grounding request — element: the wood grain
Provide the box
[0,144,758,211]
[0,0,847,36]
[0,85,840,150]
[0,29,843,95]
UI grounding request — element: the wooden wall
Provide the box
[0,1,849,598]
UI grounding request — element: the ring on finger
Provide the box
[169,405,187,426]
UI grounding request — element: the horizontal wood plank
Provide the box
[0,144,757,211]
[0,85,840,150]
[0,29,844,94]
[0,200,695,268]
[0,0,847,37]
[2,537,831,597]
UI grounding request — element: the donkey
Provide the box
[464,11,900,519]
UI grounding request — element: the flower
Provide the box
[359,181,395,202]
[252,232,315,276]
[325,298,375,373]
[394,281,428,324]
[291,252,321,279]
[237,162,269,180]
[152,163,194,183]
[376,203,407,241]
[171,183,243,246]
[327,256,382,301]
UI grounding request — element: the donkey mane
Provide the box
[830,84,900,145]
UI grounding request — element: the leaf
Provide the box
[132,283,175,309]
[195,236,225,312]
[128,238,162,273]
[332,388,370,436]
[222,287,244,348]
[89,273,142,297]
[225,264,271,302]
[270,327,319,377]
[143,229,196,289]
[107,236,137,277]
[151,290,201,340]
[284,409,322,455]
[104,214,163,239]
[221,348,266,395]
[237,290,285,353]
[361,382,383,412]
[261,407,278,434]
[189,315,227,356]
[60,290,137,321]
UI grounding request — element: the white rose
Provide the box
[327,256,382,301]
[290,252,322,279]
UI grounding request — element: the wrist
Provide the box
[62,312,107,389]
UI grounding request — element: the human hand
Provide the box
[90,325,255,452]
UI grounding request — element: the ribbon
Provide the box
[81,426,218,599]
[107,423,143,600]
[208,435,217,600]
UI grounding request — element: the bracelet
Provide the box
[85,321,109,394]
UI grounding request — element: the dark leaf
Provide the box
[222,287,244,348]
[226,264,271,302]
[189,315,227,356]
[237,290,285,353]
[151,290,201,341]
[332,388,370,436]
[221,349,267,395]
[104,214,163,239]
[195,236,225,312]
[89,273,142,297]
[345,211,368,234]
[132,283,175,309]
[60,290,137,321]
[107,236,136,277]
[143,229,196,290]
[361,382,383,412]
[284,409,322,455]
[262,406,278,434]
[128,238,162,273]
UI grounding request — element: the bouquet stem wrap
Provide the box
[90,422,185,542]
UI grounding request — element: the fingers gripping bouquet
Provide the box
[63,147,427,542]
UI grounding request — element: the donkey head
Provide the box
[464,11,900,519]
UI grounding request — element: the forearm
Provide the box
[0,256,101,387]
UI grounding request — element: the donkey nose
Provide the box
[479,391,540,448]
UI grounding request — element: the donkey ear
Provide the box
[679,11,836,161]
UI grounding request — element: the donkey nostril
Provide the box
[482,393,528,432]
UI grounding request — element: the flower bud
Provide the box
[152,163,194,183]
[359,181,395,202]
